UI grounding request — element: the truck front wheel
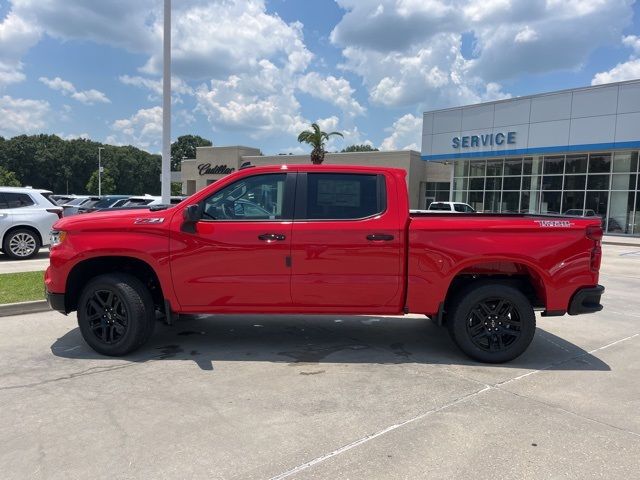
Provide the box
[447,283,536,363]
[77,273,156,356]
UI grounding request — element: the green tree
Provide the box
[171,135,212,171]
[86,169,116,195]
[0,166,21,186]
[341,144,379,153]
[297,123,343,164]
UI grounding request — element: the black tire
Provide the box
[3,228,41,260]
[447,282,536,363]
[77,273,156,356]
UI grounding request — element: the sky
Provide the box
[0,0,639,156]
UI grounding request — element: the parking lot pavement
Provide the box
[0,248,49,274]
[0,245,638,480]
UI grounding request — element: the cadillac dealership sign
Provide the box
[198,163,235,175]
[452,131,516,149]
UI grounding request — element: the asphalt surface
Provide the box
[0,245,639,479]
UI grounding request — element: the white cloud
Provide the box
[592,34,640,85]
[0,95,50,136]
[58,132,90,140]
[110,106,163,149]
[119,75,194,104]
[298,72,365,118]
[0,11,41,88]
[331,0,633,109]
[380,113,421,151]
[39,76,110,105]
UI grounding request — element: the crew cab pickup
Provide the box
[45,165,604,363]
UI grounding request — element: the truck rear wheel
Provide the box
[447,282,536,363]
[77,273,155,356]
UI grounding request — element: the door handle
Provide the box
[366,233,394,241]
[258,233,286,241]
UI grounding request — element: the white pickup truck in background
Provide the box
[410,202,476,214]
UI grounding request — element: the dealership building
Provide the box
[181,79,640,236]
[422,79,640,235]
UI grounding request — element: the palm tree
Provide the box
[297,123,343,164]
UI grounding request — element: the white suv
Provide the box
[0,187,62,259]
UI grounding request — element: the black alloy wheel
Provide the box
[447,282,536,363]
[77,273,156,356]
[465,297,522,353]
[85,289,129,344]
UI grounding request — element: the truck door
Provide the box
[170,172,295,309]
[290,172,403,310]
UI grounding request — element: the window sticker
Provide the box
[316,180,361,207]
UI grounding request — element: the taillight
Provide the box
[586,225,603,241]
[586,225,602,272]
[46,208,63,219]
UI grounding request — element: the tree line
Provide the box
[0,134,212,195]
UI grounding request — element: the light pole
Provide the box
[161,0,171,204]
[98,147,104,196]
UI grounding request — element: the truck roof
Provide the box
[235,164,408,176]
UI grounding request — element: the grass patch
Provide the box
[0,271,45,304]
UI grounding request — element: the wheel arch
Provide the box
[65,256,164,313]
[2,224,43,246]
[438,259,548,325]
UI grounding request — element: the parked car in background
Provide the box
[423,202,476,213]
[61,196,92,216]
[77,195,131,214]
[0,187,62,259]
[564,209,598,217]
[119,195,185,207]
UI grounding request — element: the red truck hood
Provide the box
[53,207,177,232]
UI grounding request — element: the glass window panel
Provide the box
[522,158,532,175]
[453,189,467,202]
[634,193,640,235]
[504,158,522,176]
[503,176,521,190]
[562,191,585,214]
[484,191,500,213]
[585,190,608,218]
[454,160,469,177]
[468,191,484,211]
[501,192,520,213]
[469,160,486,177]
[608,191,635,234]
[469,177,484,190]
[486,159,503,176]
[485,177,502,190]
[612,152,638,173]
[520,191,540,213]
[531,156,543,175]
[564,175,586,190]
[435,191,449,202]
[305,173,382,220]
[521,176,537,191]
[587,174,610,190]
[565,155,587,174]
[543,155,564,174]
[541,175,563,190]
[453,178,468,191]
[588,153,612,173]
[203,173,286,220]
[611,173,637,190]
[541,191,562,214]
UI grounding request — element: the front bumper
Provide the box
[46,290,66,314]
[568,285,605,315]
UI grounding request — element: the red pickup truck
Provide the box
[45,165,604,363]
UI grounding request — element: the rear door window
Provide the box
[297,173,385,220]
[3,193,35,208]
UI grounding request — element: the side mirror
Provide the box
[183,204,202,222]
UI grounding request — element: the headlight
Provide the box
[50,230,67,247]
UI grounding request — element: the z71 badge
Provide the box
[534,220,574,227]
[134,218,165,224]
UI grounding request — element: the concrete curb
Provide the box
[0,300,50,318]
